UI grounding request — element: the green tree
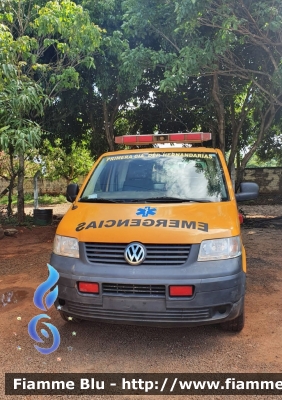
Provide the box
[122,0,282,186]
[0,50,45,219]
[255,112,282,166]
[0,150,18,216]
[40,138,93,184]
[0,0,102,222]
[60,0,147,153]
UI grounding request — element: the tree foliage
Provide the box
[39,138,93,184]
[1,0,282,215]
[122,0,282,184]
[0,0,102,221]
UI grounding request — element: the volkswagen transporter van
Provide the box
[50,133,259,332]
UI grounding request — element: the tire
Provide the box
[59,311,82,323]
[220,301,245,332]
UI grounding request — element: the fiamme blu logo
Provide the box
[28,264,60,354]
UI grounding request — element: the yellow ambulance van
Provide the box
[50,133,259,332]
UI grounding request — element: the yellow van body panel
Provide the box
[57,146,240,244]
[57,201,241,244]
[241,244,247,273]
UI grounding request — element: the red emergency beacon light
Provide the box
[115,132,212,145]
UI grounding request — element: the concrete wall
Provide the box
[243,168,282,194]
[1,168,282,195]
[0,176,86,196]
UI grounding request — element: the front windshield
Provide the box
[80,152,228,203]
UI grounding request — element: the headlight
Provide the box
[53,235,79,258]
[198,236,241,261]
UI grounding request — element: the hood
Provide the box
[56,201,240,244]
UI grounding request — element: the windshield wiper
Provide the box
[79,197,212,203]
[79,198,118,203]
[142,196,212,203]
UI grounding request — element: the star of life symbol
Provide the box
[136,206,157,217]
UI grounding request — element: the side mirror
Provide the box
[235,182,259,202]
[66,183,79,203]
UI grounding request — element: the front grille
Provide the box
[84,243,191,266]
[102,283,165,297]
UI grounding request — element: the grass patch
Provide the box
[31,194,67,205]
[0,213,34,227]
[0,193,67,206]
[0,194,66,227]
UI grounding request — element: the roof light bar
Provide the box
[115,132,212,145]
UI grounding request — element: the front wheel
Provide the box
[220,300,245,332]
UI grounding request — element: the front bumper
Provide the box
[50,247,245,327]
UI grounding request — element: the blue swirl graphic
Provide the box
[34,264,59,311]
[28,314,60,354]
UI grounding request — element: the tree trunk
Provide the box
[0,180,16,203]
[102,101,115,152]
[88,107,102,158]
[17,152,25,223]
[235,103,276,191]
[0,182,16,199]
[227,85,253,174]
[211,126,216,148]
[7,175,15,217]
[7,150,17,217]
[212,72,225,155]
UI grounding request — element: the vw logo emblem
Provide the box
[124,242,146,266]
